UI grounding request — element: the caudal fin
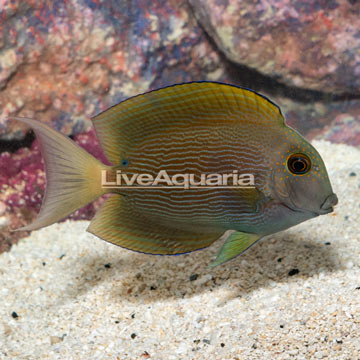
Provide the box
[8,117,109,231]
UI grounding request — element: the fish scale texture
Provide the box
[0,140,359,359]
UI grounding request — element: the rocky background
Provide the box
[0,0,359,251]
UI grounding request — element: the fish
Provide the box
[8,81,338,266]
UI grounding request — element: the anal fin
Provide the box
[87,194,224,255]
[211,231,261,267]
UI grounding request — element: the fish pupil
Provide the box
[288,153,311,174]
[293,160,305,171]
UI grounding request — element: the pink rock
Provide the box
[0,201,6,216]
[314,112,360,146]
[0,0,223,140]
[189,0,360,93]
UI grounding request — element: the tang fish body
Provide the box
[10,82,338,265]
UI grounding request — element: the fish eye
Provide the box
[287,153,311,175]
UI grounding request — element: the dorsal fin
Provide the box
[91,81,285,164]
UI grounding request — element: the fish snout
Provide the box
[319,193,338,214]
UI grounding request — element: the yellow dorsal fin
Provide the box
[91,82,285,164]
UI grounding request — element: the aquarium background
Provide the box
[1,0,359,252]
[0,1,360,359]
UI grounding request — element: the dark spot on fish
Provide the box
[42,262,46,266]
[324,242,331,245]
[203,339,211,345]
[193,339,200,344]
[288,268,300,276]
[11,311,18,319]
[252,343,257,349]
[150,285,157,290]
[59,254,65,260]
[280,324,284,328]
[336,339,343,344]
[349,172,356,176]
[221,343,225,347]
[115,320,119,324]
[277,258,282,262]
[104,263,111,268]
[189,274,199,281]
[131,313,135,319]
[122,159,129,166]
[344,215,349,220]
[131,333,137,339]
[355,286,360,290]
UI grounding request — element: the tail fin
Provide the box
[8,117,109,231]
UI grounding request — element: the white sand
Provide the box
[0,140,359,360]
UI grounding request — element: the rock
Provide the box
[1,0,360,254]
[0,0,359,147]
[50,336,63,345]
[0,0,224,140]
[0,216,9,228]
[189,0,360,94]
[313,111,360,146]
[0,201,6,216]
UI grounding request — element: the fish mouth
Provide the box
[282,198,336,216]
[320,193,338,212]
[317,207,333,215]
[281,202,320,217]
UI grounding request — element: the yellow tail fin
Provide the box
[8,117,109,231]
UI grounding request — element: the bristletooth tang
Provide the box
[8,82,338,266]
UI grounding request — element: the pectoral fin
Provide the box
[211,231,261,267]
